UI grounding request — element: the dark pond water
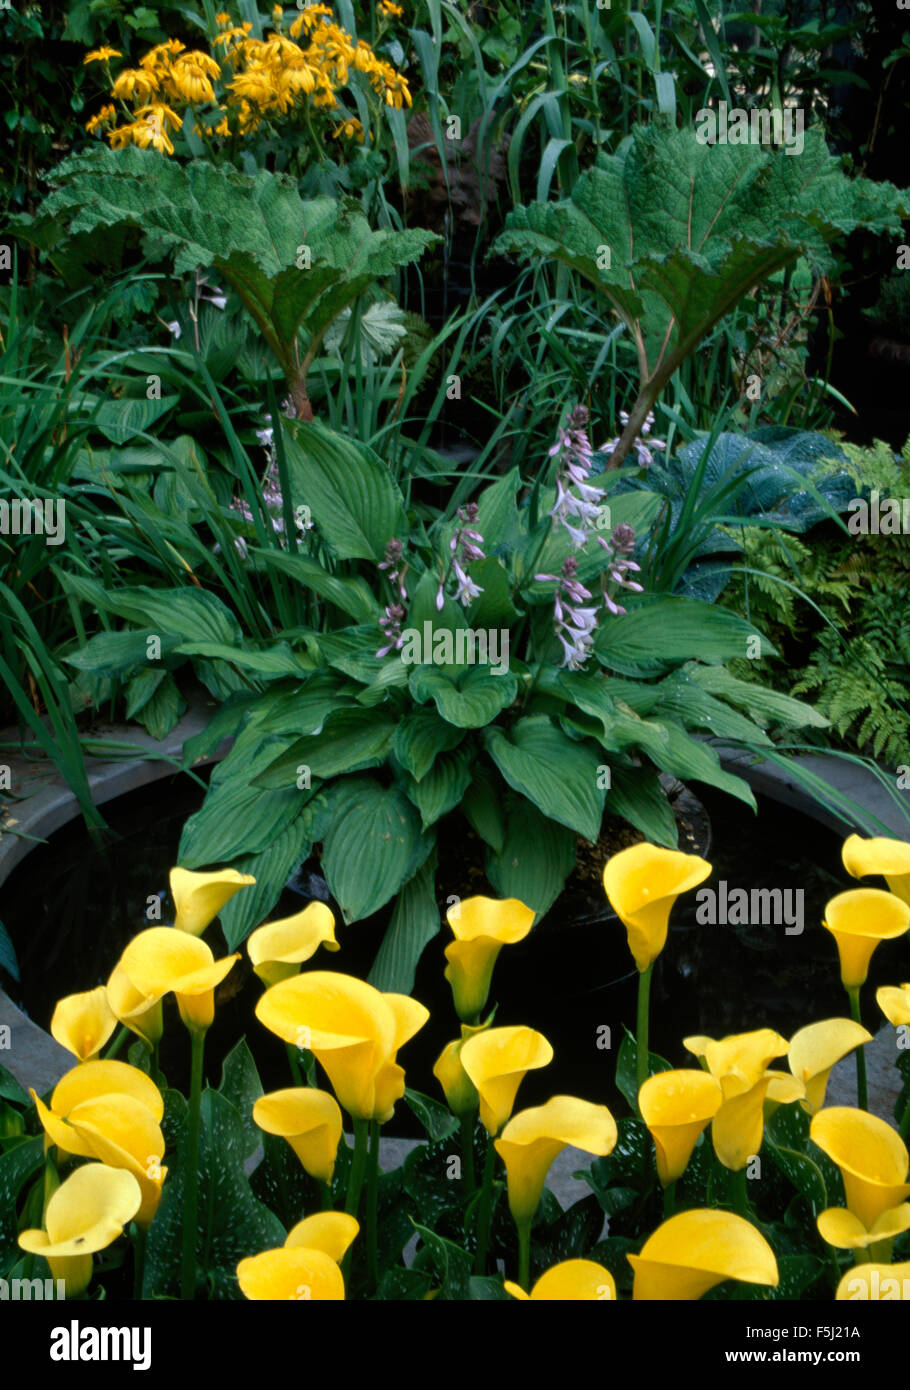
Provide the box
[1,771,898,1132]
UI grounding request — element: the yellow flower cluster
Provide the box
[83,7,411,156]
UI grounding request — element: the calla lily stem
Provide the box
[636,964,653,1102]
[286,1043,304,1087]
[367,1120,380,1291]
[473,1137,497,1275]
[732,1167,750,1220]
[180,1029,206,1301]
[899,1091,910,1142]
[516,1217,532,1292]
[342,1120,370,1286]
[847,988,868,1110]
[460,1115,476,1196]
[103,1025,130,1061]
[662,1180,676,1218]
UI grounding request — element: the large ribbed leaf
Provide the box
[596,598,772,675]
[318,779,430,923]
[484,716,604,841]
[486,798,577,922]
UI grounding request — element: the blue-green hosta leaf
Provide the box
[319,779,430,924]
[253,706,397,787]
[485,797,577,922]
[409,665,518,729]
[217,814,316,951]
[249,548,378,623]
[392,709,466,781]
[484,715,604,840]
[596,598,772,675]
[404,745,473,829]
[368,853,439,994]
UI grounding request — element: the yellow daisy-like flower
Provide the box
[216,11,232,25]
[85,104,117,135]
[111,68,160,103]
[378,1,404,17]
[83,47,122,65]
[332,116,363,140]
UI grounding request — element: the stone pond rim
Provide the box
[2,690,909,1097]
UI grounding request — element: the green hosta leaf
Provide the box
[368,854,439,993]
[247,674,351,736]
[484,716,604,840]
[254,706,396,787]
[124,667,169,720]
[90,393,180,445]
[132,671,185,740]
[486,797,577,922]
[460,765,507,856]
[319,779,430,924]
[405,747,473,830]
[474,468,523,551]
[392,709,465,781]
[59,574,243,647]
[217,814,316,951]
[606,763,677,847]
[688,664,830,730]
[652,667,772,745]
[64,628,179,678]
[282,420,407,562]
[465,557,520,628]
[178,776,303,867]
[249,549,378,623]
[409,665,518,729]
[596,598,770,675]
[143,1089,284,1299]
[173,641,312,678]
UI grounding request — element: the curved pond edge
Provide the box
[1,726,906,1121]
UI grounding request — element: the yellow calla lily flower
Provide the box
[763,1071,806,1110]
[628,1209,779,1300]
[120,927,240,1033]
[638,1070,723,1186]
[842,834,910,907]
[602,843,712,972]
[255,972,428,1122]
[247,903,338,986]
[504,1260,616,1301]
[236,1247,346,1300]
[252,1088,343,1184]
[495,1096,617,1223]
[32,1059,164,1150]
[787,1019,873,1114]
[821,889,910,989]
[284,1212,359,1261]
[443,896,535,1020]
[18,1163,142,1298]
[50,987,117,1061]
[836,1261,910,1301]
[877,983,910,1027]
[432,1022,489,1116]
[810,1107,910,1229]
[459,1026,553,1136]
[236,1212,359,1300]
[170,866,256,935]
[683,1029,789,1171]
[59,1095,166,1227]
[106,962,164,1049]
[817,1203,910,1250]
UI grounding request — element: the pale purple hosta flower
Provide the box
[535,555,600,671]
[376,602,406,659]
[228,398,301,554]
[378,538,408,602]
[549,404,607,547]
[598,522,644,616]
[599,410,667,469]
[438,502,486,609]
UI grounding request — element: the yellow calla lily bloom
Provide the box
[50,987,117,1061]
[495,1096,617,1223]
[236,1212,359,1300]
[255,972,428,1122]
[842,834,910,907]
[821,889,910,989]
[836,1261,910,1301]
[120,927,240,1033]
[284,1212,359,1262]
[787,1019,873,1114]
[247,903,338,986]
[18,1163,142,1298]
[252,1088,343,1184]
[602,843,712,972]
[763,1071,806,1110]
[106,961,164,1049]
[684,1029,790,1171]
[32,1059,164,1143]
[638,1070,723,1186]
[443,896,535,1020]
[877,983,910,1027]
[628,1209,779,1300]
[170,866,256,936]
[236,1247,346,1300]
[459,1026,553,1136]
[817,1203,910,1250]
[504,1260,616,1301]
[432,1022,489,1116]
[810,1107,910,1229]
